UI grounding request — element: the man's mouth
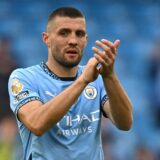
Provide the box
[66,50,78,54]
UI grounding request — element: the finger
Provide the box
[101,39,120,52]
[88,57,99,66]
[101,39,114,47]
[94,54,106,66]
[92,46,101,54]
[96,40,116,60]
[92,46,115,62]
[95,40,112,53]
[113,39,120,49]
[94,53,111,66]
[101,39,115,53]
[92,47,108,62]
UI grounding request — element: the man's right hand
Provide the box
[81,57,100,84]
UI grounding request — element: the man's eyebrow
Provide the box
[76,29,86,33]
[58,28,85,32]
[58,28,71,31]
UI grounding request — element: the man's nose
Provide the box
[68,34,78,46]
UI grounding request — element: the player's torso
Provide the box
[29,63,104,160]
[36,65,102,138]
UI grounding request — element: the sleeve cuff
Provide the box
[15,96,43,118]
[101,95,109,118]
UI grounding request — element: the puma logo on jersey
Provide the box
[45,91,56,98]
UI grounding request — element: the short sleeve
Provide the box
[8,68,43,118]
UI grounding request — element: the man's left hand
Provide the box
[92,39,120,78]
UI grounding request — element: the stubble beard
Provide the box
[51,51,82,68]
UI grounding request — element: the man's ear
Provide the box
[85,34,88,47]
[42,32,50,47]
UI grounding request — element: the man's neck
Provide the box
[46,60,78,78]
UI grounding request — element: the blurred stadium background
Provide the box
[0,0,160,159]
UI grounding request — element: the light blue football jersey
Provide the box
[8,62,108,160]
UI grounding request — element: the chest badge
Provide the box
[84,85,97,99]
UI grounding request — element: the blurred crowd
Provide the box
[0,36,22,159]
[0,0,160,159]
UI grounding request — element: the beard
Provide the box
[51,51,82,68]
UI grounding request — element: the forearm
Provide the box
[19,58,99,136]
[103,73,133,130]
[28,75,88,135]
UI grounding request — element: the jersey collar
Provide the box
[40,61,78,81]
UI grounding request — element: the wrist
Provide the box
[102,72,119,89]
[78,75,89,86]
[102,71,116,80]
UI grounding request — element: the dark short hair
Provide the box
[48,7,84,23]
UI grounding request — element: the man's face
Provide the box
[46,16,87,68]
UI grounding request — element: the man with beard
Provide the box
[8,7,133,160]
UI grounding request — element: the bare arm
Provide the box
[18,58,99,136]
[102,74,133,130]
[92,39,133,130]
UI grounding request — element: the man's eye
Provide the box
[76,31,85,37]
[59,31,68,36]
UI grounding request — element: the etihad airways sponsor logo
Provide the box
[57,126,92,136]
[57,110,100,126]
[56,110,100,136]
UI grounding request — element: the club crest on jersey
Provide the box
[84,86,97,99]
[11,79,24,96]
